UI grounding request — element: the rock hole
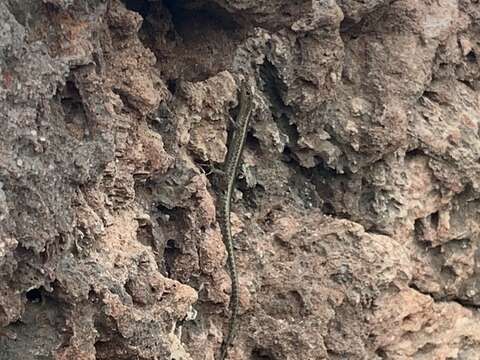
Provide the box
[123,0,151,17]
[466,50,477,63]
[251,347,276,360]
[418,342,436,354]
[245,131,260,152]
[322,201,336,216]
[440,264,457,281]
[124,279,135,298]
[280,145,295,164]
[339,17,359,35]
[166,78,178,95]
[413,211,442,247]
[134,0,249,83]
[422,90,440,103]
[59,78,89,139]
[259,59,290,118]
[26,288,42,303]
[404,148,425,158]
[164,239,177,277]
[414,217,422,234]
[430,211,439,229]
[156,203,177,219]
[375,348,387,358]
[458,78,476,91]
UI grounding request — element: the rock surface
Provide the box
[0,0,479,359]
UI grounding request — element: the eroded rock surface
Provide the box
[0,0,479,359]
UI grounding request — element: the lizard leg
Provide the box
[200,161,224,177]
[229,116,238,130]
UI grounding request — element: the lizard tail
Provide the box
[219,243,239,360]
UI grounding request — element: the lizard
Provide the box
[217,79,253,360]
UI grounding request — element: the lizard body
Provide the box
[218,80,253,360]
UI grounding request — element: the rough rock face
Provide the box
[0,0,479,359]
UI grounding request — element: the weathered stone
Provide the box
[1,0,480,359]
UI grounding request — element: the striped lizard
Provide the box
[217,79,253,360]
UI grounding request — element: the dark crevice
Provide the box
[60,78,88,131]
[164,239,177,278]
[358,187,376,215]
[408,282,480,310]
[123,0,151,16]
[321,201,336,216]
[260,61,324,207]
[407,281,427,294]
[430,211,439,229]
[25,288,42,303]
[277,146,327,210]
[163,0,241,31]
[251,348,276,360]
[404,148,426,159]
[339,2,393,39]
[457,78,476,91]
[280,145,296,164]
[364,226,391,236]
[407,281,449,303]
[151,201,184,278]
[448,296,480,310]
[311,164,346,218]
[466,50,477,63]
[339,17,360,37]
[439,265,457,283]
[422,90,441,103]
[259,60,294,144]
[260,60,334,211]
[339,14,371,40]
[259,58,299,154]
[124,279,137,304]
[310,157,340,180]
[166,79,178,95]
[375,348,387,358]
[241,180,265,210]
[417,342,436,355]
[414,217,430,246]
[259,60,288,110]
[245,131,261,153]
[155,203,178,217]
[127,0,249,83]
[111,87,135,114]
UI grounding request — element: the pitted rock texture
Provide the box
[0,0,479,360]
